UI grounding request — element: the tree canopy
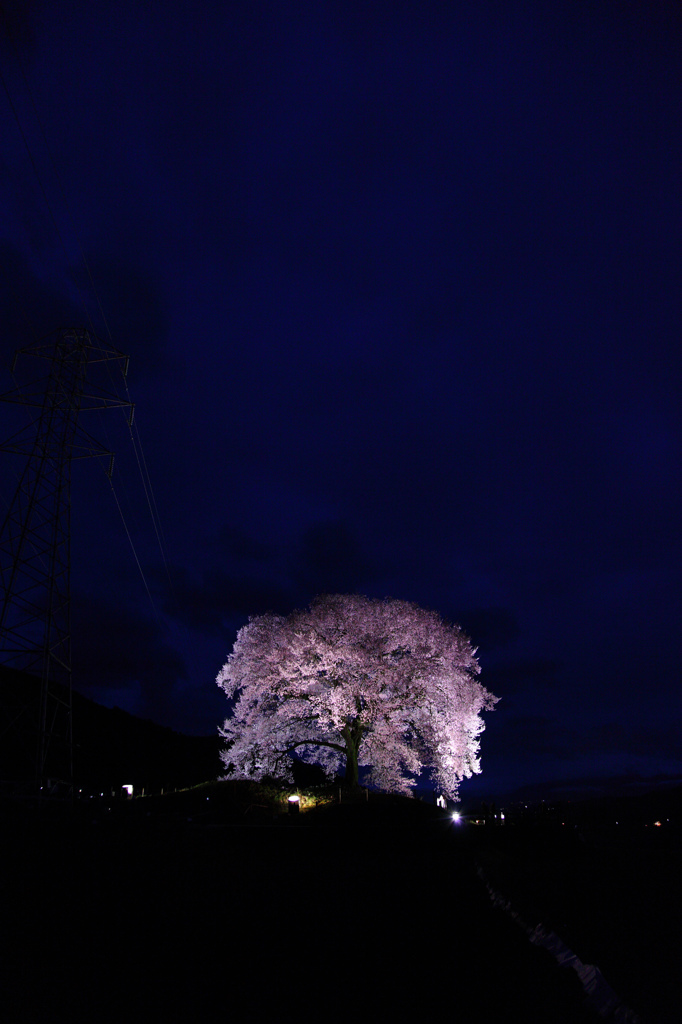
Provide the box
[216,594,498,798]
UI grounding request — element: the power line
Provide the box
[106,471,161,625]
[0,22,206,721]
[1,30,175,606]
[0,330,134,793]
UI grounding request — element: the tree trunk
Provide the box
[344,742,359,787]
[342,723,361,787]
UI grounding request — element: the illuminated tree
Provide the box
[216,594,498,799]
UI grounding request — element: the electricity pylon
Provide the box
[0,328,133,797]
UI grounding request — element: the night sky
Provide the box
[1,1,680,799]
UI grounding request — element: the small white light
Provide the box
[452,811,461,823]
[288,794,300,804]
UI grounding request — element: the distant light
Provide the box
[500,813,505,821]
[451,811,461,823]
[122,784,133,796]
[654,821,662,827]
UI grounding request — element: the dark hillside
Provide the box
[0,666,221,793]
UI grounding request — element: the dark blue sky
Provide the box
[1,1,681,799]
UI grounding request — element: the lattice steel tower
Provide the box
[0,329,133,796]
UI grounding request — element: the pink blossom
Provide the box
[217,594,498,798]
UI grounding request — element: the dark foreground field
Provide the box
[2,792,675,1023]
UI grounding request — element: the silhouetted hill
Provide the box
[0,666,221,792]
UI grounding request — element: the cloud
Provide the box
[216,523,276,562]
[154,522,372,639]
[449,607,521,651]
[485,713,682,781]
[71,592,187,723]
[481,658,559,695]
[161,565,294,634]
[0,245,169,383]
[293,520,372,596]
[578,721,682,762]
[0,243,81,358]
[490,714,578,760]
[0,1,36,60]
[71,255,170,380]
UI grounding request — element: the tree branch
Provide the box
[279,738,347,755]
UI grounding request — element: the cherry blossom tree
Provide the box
[216,594,498,799]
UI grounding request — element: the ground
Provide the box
[0,792,617,1023]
